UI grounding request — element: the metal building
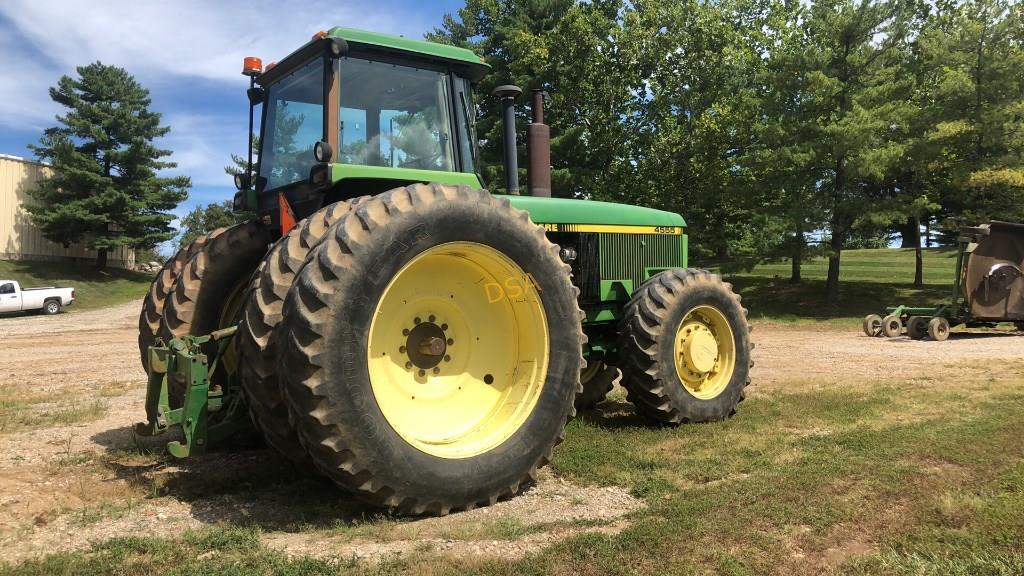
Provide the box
[0,154,135,269]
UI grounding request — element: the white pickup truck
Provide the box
[0,280,75,315]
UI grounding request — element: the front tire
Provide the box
[619,269,752,424]
[280,184,584,514]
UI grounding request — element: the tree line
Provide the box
[430,0,1024,303]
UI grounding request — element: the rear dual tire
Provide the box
[140,222,270,407]
[279,184,584,514]
[236,198,367,464]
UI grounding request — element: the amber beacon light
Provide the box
[242,56,263,77]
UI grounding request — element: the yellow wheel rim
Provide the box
[673,305,736,400]
[367,242,549,459]
[217,279,249,379]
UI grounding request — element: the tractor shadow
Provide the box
[84,397,655,532]
[90,425,382,531]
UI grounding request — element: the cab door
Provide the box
[0,282,20,312]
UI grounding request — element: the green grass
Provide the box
[717,247,960,323]
[0,259,152,312]
[6,365,1022,576]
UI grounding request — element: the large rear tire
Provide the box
[237,199,367,464]
[280,184,584,514]
[619,269,752,424]
[138,231,218,370]
[158,221,269,406]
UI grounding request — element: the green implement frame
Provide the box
[878,233,972,326]
[134,326,250,456]
[882,240,969,323]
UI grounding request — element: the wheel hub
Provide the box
[405,320,448,370]
[673,306,736,400]
[682,326,718,374]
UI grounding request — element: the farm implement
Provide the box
[863,221,1024,341]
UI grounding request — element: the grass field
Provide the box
[0,260,153,312]
[718,248,960,323]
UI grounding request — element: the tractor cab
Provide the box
[238,28,488,229]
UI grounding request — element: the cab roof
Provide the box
[258,27,490,85]
[327,27,486,69]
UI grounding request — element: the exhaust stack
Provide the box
[493,85,522,195]
[527,90,551,198]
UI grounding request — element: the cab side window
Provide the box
[0,283,14,295]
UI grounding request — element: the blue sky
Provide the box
[0,0,464,239]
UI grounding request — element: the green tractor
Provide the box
[136,28,753,514]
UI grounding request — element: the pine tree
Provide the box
[26,62,189,269]
[177,201,246,248]
[801,0,907,304]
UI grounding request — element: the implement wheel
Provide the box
[862,314,883,337]
[907,316,929,340]
[237,198,366,464]
[280,184,583,514]
[619,269,752,424]
[575,362,618,411]
[881,315,903,338]
[928,317,950,341]
[138,231,217,370]
[158,221,269,406]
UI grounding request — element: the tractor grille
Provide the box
[599,233,684,290]
[549,231,684,302]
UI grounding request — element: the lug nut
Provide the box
[399,346,406,353]
[447,338,454,345]
[441,323,448,330]
[402,328,410,336]
[443,355,451,362]
[418,369,426,377]
[432,367,440,374]
[428,314,436,322]
[405,361,413,369]
[414,317,422,324]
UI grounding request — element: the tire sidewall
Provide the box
[313,191,580,503]
[653,278,751,421]
[45,301,59,315]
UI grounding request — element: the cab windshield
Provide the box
[258,55,478,192]
[339,57,464,172]
[259,58,324,191]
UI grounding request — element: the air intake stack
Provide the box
[527,89,551,197]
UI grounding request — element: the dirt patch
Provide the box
[749,322,1024,391]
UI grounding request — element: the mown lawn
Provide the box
[0,259,152,312]
[5,362,1022,576]
[717,248,960,323]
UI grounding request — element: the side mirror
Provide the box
[247,86,265,106]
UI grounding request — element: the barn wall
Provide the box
[0,155,135,269]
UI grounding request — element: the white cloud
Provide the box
[0,1,427,83]
[0,1,440,202]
